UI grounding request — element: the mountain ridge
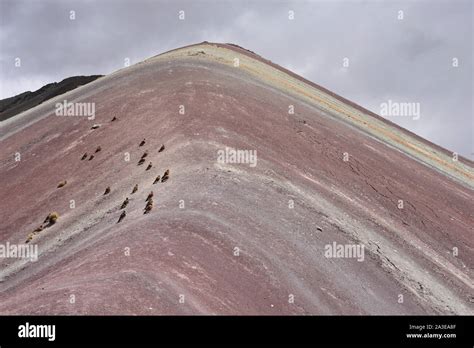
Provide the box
[0,75,103,122]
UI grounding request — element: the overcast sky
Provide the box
[0,0,472,158]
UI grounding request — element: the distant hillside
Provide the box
[0,75,102,121]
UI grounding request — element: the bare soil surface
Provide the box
[0,43,472,315]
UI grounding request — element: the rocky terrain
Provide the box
[0,42,472,315]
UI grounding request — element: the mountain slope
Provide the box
[0,42,472,315]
